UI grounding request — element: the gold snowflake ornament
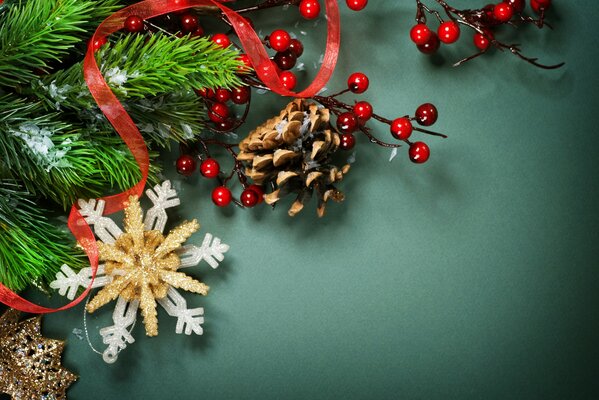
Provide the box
[86,194,207,337]
[50,181,229,363]
[0,309,77,400]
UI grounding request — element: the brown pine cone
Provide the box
[237,99,350,217]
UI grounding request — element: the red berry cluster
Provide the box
[176,152,266,208]
[314,73,444,164]
[410,0,562,69]
[123,0,443,211]
[264,29,305,90]
[298,0,368,19]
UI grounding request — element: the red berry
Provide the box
[473,32,492,51]
[231,86,250,104]
[299,0,321,19]
[409,142,430,164]
[531,0,551,13]
[90,36,107,52]
[247,184,264,203]
[353,101,373,122]
[196,87,215,99]
[493,2,514,22]
[279,71,297,90]
[273,50,297,71]
[347,72,369,94]
[124,16,144,33]
[482,4,501,25]
[176,155,196,176]
[215,89,231,103]
[288,39,304,57]
[212,33,231,48]
[346,0,368,11]
[506,0,525,13]
[410,24,432,46]
[438,21,460,44]
[417,32,440,54]
[336,112,358,134]
[340,133,356,151]
[415,103,438,126]
[208,103,229,123]
[390,117,413,140]
[237,54,252,70]
[180,13,199,33]
[200,158,220,178]
[240,188,260,207]
[215,118,235,132]
[212,186,232,207]
[191,26,205,37]
[268,29,291,52]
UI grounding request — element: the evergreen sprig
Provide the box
[0,0,120,88]
[102,32,245,97]
[0,98,158,208]
[36,32,244,110]
[0,181,85,291]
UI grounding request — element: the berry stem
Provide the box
[413,0,564,69]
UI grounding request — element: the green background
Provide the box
[9,1,599,399]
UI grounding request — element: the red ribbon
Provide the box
[0,0,340,312]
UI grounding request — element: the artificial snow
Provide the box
[9,123,72,171]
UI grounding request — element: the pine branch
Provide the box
[102,32,245,97]
[0,180,85,292]
[0,101,160,208]
[0,0,120,88]
[125,92,207,147]
[35,32,244,110]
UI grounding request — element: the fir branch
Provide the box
[35,32,245,110]
[0,0,120,88]
[0,111,160,208]
[102,32,245,97]
[126,92,207,148]
[0,180,85,292]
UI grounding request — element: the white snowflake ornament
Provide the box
[50,181,229,363]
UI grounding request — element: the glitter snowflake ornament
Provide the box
[50,181,229,363]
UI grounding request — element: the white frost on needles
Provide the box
[103,67,140,95]
[38,79,72,109]
[9,123,72,171]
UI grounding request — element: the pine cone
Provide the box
[237,99,350,217]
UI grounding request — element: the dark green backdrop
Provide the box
[12,1,599,399]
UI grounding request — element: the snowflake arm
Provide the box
[155,219,200,259]
[159,270,209,295]
[178,233,229,269]
[99,297,139,364]
[49,264,111,300]
[77,198,122,244]
[144,181,180,232]
[157,287,204,335]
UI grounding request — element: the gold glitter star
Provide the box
[0,309,77,400]
[86,195,208,337]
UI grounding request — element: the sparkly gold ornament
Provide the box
[86,195,208,337]
[0,309,77,400]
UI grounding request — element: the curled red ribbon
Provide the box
[0,0,340,312]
